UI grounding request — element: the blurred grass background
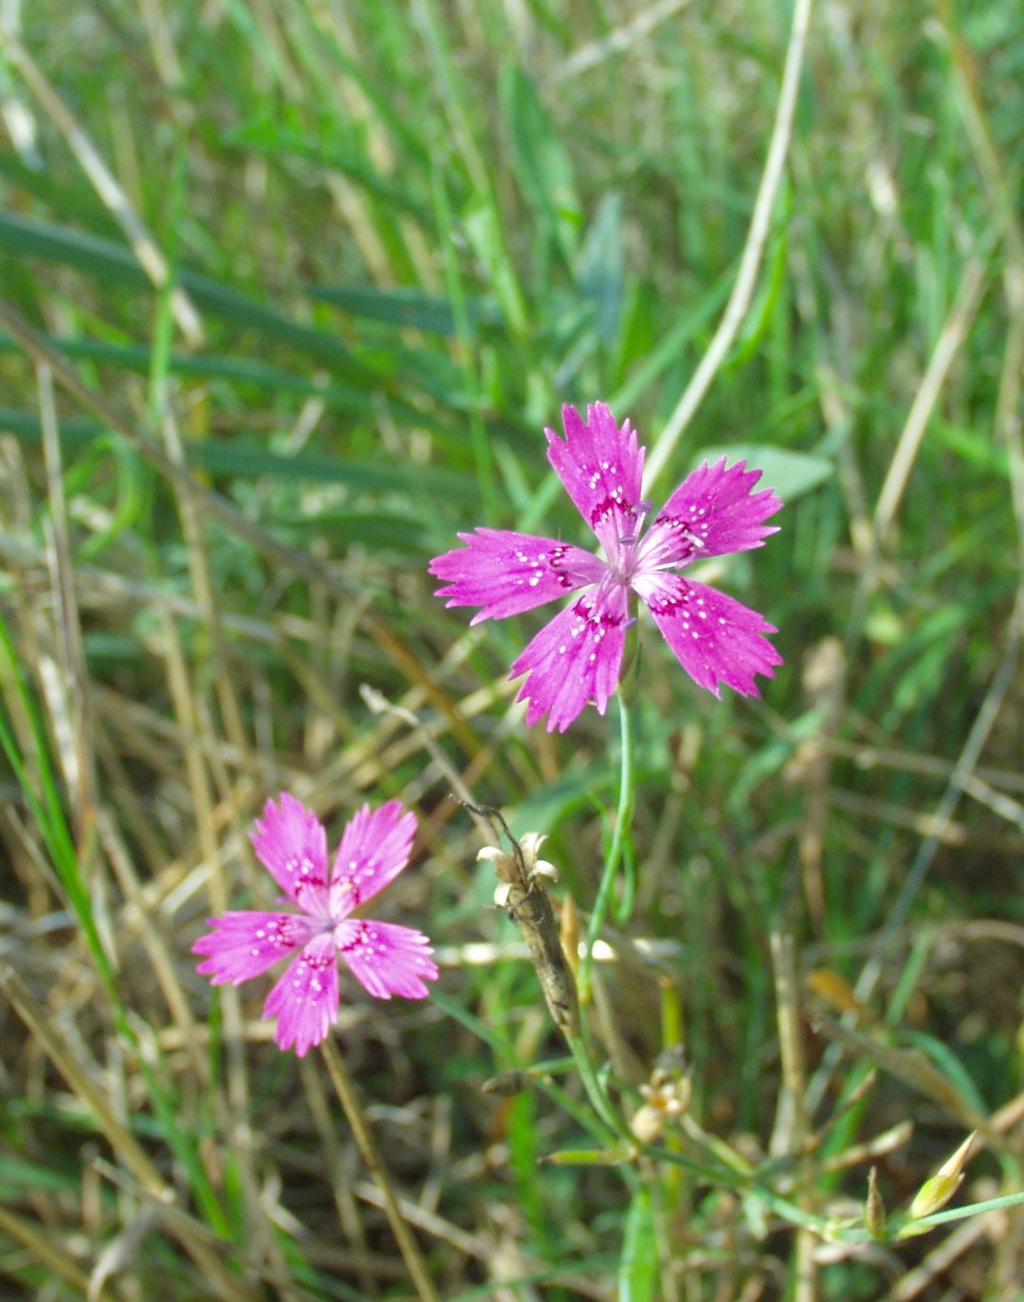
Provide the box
[1,0,1022,1297]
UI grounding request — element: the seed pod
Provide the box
[472,805,580,1039]
[503,876,580,1038]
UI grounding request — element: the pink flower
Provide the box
[193,795,438,1057]
[430,402,783,732]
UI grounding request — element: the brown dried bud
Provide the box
[478,833,558,886]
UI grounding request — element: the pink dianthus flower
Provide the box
[193,795,437,1057]
[430,402,783,732]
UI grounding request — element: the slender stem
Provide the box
[566,1031,627,1144]
[570,698,638,1146]
[580,695,636,1004]
[320,1037,440,1302]
[642,0,814,489]
[899,1188,1024,1234]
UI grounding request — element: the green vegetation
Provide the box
[1,0,1022,1296]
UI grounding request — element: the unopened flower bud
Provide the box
[865,1166,886,1239]
[629,1056,692,1146]
[631,1104,668,1146]
[909,1132,976,1220]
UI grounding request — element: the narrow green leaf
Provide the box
[618,1188,659,1302]
[0,612,113,987]
[308,284,501,336]
[194,439,473,499]
[501,64,581,265]
[611,268,732,411]
[462,197,530,336]
[0,332,372,407]
[224,120,431,223]
[0,409,475,499]
[899,1030,989,1119]
[0,212,361,372]
[577,192,625,345]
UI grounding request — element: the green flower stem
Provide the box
[579,695,636,1006]
[566,1031,628,1145]
[896,1188,1024,1237]
[321,1038,440,1302]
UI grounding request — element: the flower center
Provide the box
[604,500,653,583]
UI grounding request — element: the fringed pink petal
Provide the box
[329,801,417,916]
[635,573,781,697]
[640,458,782,569]
[263,933,340,1057]
[250,793,330,913]
[546,403,646,558]
[192,910,317,985]
[336,920,438,1000]
[429,529,601,624]
[509,583,629,732]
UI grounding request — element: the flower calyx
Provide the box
[630,1048,692,1146]
[479,832,558,911]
